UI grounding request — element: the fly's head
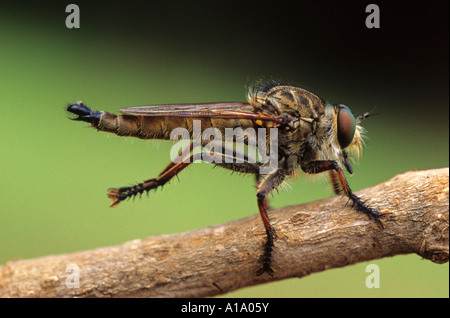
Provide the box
[303,102,367,175]
[328,104,367,174]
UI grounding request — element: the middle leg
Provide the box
[254,168,287,276]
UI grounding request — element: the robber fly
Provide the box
[67,82,389,275]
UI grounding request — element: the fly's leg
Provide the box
[329,170,343,196]
[304,161,390,228]
[213,147,282,275]
[107,143,196,207]
[108,159,193,207]
[256,174,270,211]
[108,142,259,207]
[211,147,274,211]
[254,168,287,276]
[217,161,282,275]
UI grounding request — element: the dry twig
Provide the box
[0,168,448,297]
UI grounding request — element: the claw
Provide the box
[109,200,121,208]
[374,210,392,229]
[107,188,126,207]
[107,188,120,198]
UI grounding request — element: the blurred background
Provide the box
[0,0,448,297]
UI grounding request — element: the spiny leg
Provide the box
[329,170,343,196]
[304,160,389,228]
[110,140,284,276]
[211,146,281,275]
[159,142,195,176]
[107,158,194,207]
[254,168,287,276]
[206,139,261,173]
[107,143,196,207]
[256,174,270,211]
[108,142,262,207]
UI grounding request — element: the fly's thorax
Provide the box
[248,83,328,151]
[247,83,326,119]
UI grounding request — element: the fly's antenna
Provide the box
[356,106,378,123]
[356,112,370,123]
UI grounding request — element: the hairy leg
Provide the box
[304,160,389,227]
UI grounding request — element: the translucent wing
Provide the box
[120,102,284,123]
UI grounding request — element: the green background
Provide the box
[0,1,448,297]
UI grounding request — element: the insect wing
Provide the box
[119,103,283,123]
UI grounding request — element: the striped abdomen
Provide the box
[67,102,257,141]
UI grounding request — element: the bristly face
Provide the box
[320,103,365,174]
[298,101,366,175]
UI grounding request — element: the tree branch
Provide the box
[1,168,448,298]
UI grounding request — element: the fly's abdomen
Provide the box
[96,112,187,139]
[67,102,256,141]
[138,117,257,140]
[98,112,139,136]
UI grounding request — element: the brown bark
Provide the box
[0,168,448,298]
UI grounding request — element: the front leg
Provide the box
[303,160,389,228]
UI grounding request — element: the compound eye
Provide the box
[337,104,356,149]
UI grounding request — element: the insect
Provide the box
[67,82,389,275]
